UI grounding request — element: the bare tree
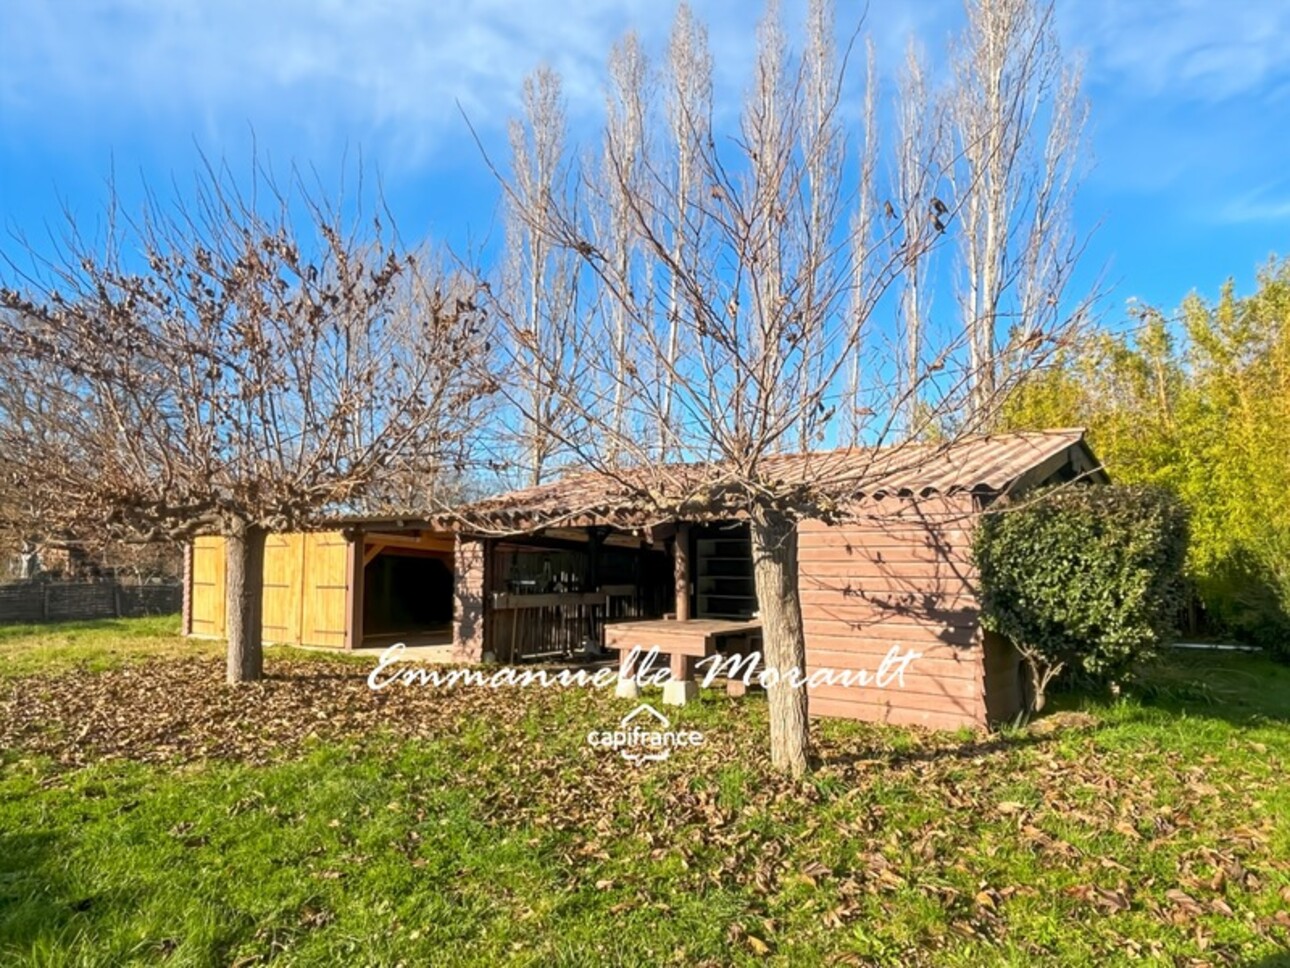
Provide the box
[893,38,947,428]
[601,33,651,461]
[481,0,1087,775]
[659,4,713,459]
[947,0,1090,424]
[487,1,902,776]
[0,356,73,575]
[843,38,880,446]
[795,0,844,450]
[0,164,489,682]
[501,68,586,485]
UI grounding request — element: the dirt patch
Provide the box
[1028,710,1098,736]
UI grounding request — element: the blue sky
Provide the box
[2,0,1287,318]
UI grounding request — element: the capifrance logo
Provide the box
[585,703,704,763]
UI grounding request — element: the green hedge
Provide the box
[974,485,1189,710]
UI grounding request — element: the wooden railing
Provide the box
[487,586,645,662]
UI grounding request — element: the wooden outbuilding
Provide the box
[185,522,462,651]
[443,430,1105,729]
[184,430,1104,730]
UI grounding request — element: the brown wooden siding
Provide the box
[799,494,987,730]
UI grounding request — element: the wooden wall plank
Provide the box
[798,494,988,730]
[809,680,983,708]
[187,530,352,649]
[301,531,350,648]
[189,536,226,637]
[262,532,304,645]
[808,696,985,731]
[806,645,978,675]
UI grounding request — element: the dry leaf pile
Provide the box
[2,657,1287,964]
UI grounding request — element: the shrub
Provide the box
[974,484,1189,714]
[1201,554,1290,659]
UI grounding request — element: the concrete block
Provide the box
[614,676,641,700]
[662,678,698,706]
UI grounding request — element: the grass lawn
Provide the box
[1,618,1288,966]
[0,616,225,677]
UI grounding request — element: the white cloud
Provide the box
[3,0,1283,226]
[1,1,962,167]
[1061,0,1290,104]
[1217,179,1290,223]
[0,2,595,159]
[0,0,762,165]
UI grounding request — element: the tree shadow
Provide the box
[816,648,1288,773]
[818,729,1052,772]
[1060,649,1290,729]
[1239,954,1290,968]
[0,829,125,955]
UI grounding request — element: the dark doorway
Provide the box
[362,550,454,639]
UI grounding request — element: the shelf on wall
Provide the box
[695,536,756,620]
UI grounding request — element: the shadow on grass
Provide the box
[820,730,1051,771]
[0,829,125,956]
[820,650,1287,772]
[1045,649,1290,730]
[1243,955,1290,968]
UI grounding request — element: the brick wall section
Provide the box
[798,494,990,731]
[0,584,46,623]
[452,537,487,662]
[0,581,181,624]
[181,541,194,635]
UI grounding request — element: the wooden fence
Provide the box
[486,585,650,662]
[0,580,181,624]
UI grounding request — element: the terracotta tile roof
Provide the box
[447,430,1100,531]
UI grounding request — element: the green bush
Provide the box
[1201,555,1290,657]
[974,484,1189,712]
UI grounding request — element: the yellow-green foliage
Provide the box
[1005,257,1290,652]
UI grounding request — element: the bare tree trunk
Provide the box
[1020,652,1062,716]
[750,506,810,776]
[225,519,267,683]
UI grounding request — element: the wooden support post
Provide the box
[587,527,605,650]
[344,530,365,651]
[181,541,194,636]
[674,523,691,622]
[663,649,698,706]
[586,528,604,591]
[452,536,488,663]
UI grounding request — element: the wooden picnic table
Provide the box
[603,617,763,703]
